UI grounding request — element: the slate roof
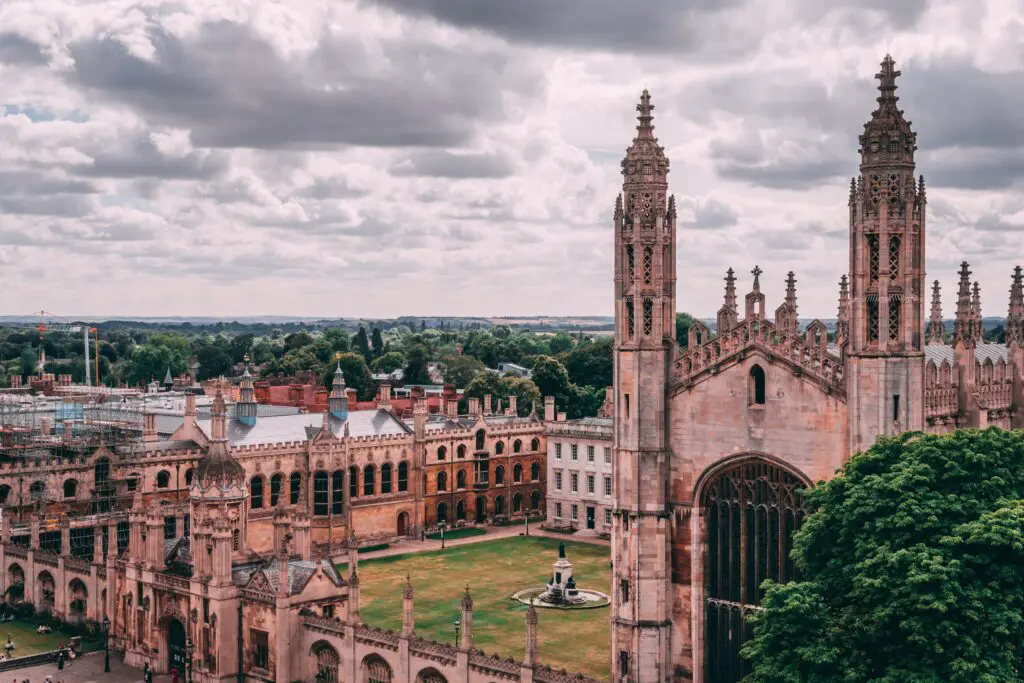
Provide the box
[196,408,410,447]
[924,343,1010,365]
[233,558,345,594]
[157,404,301,436]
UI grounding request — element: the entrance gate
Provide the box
[702,458,807,683]
[167,618,186,675]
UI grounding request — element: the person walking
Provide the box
[56,647,64,670]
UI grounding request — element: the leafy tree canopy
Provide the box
[743,428,1024,683]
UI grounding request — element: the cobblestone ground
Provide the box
[5,651,176,683]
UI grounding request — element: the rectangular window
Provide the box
[893,394,900,422]
[889,234,901,279]
[164,516,176,540]
[604,509,612,526]
[587,445,595,462]
[624,393,630,419]
[555,443,562,459]
[620,579,630,603]
[251,629,270,670]
[203,597,210,623]
[619,651,630,677]
[555,503,562,519]
[571,444,578,461]
[604,447,612,465]
[587,475,595,495]
[571,504,578,521]
[867,297,880,342]
[571,473,578,493]
[889,294,902,341]
[604,476,612,497]
[183,514,190,538]
[554,471,562,491]
[868,234,880,282]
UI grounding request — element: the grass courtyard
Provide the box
[342,536,612,679]
[0,620,91,657]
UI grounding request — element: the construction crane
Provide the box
[34,311,99,386]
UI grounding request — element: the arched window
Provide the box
[475,429,485,451]
[437,502,448,524]
[512,493,522,513]
[363,465,376,496]
[364,655,393,683]
[530,490,540,510]
[397,462,408,492]
[184,468,194,487]
[513,463,523,483]
[232,528,240,551]
[250,476,264,509]
[290,472,302,505]
[749,364,766,405]
[513,439,522,453]
[456,469,466,489]
[312,642,340,683]
[495,441,504,455]
[313,472,329,516]
[126,475,139,492]
[456,499,466,520]
[270,474,283,507]
[94,457,111,502]
[530,462,540,481]
[494,495,505,515]
[417,668,448,683]
[495,465,505,485]
[437,471,447,492]
[437,446,447,461]
[531,437,540,452]
[0,485,9,505]
[380,463,393,495]
[29,481,44,501]
[457,445,466,459]
[156,470,170,489]
[331,471,344,514]
[348,465,359,499]
[63,479,78,499]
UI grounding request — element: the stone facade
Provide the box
[611,56,1024,683]
[545,416,614,535]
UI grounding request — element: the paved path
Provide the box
[335,524,608,563]
[6,651,179,683]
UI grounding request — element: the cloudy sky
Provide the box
[0,0,1022,319]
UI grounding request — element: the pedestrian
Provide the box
[56,647,64,670]
[172,665,180,683]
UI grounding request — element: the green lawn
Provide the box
[346,537,611,680]
[0,620,79,657]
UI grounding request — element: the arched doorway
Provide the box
[167,617,186,674]
[701,457,808,683]
[68,579,88,623]
[37,571,55,612]
[397,511,409,537]
[437,502,448,524]
[494,495,505,516]
[475,496,486,523]
[6,564,23,604]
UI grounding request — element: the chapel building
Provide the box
[610,56,1024,683]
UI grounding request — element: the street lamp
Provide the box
[102,614,110,673]
[186,637,195,683]
[440,523,446,551]
[453,617,461,645]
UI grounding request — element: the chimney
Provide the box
[377,383,392,411]
[468,398,481,417]
[557,412,567,422]
[447,399,458,420]
[544,396,555,422]
[508,395,518,416]
[413,398,427,440]
[483,394,492,415]
[9,375,20,389]
[40,418,52,436]
[143,413,157,443]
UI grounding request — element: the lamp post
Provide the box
[440,523,446,551]
[102,614,110,673]
[189,608,198,683]
[453,617,461,646]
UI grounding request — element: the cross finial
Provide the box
[751,265,763,286]
[876,54,900,94]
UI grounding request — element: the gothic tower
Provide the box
[847,56,926,454]
[611,90,676,683]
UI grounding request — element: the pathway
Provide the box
[7,651,178,683]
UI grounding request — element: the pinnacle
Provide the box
[635,89,655,137]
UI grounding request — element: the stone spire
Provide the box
[717,267,739,333]
[237,357,257,426]
[927,280,944,345]
[328,361,349,420]
[460,584,473,650]
[402,575,415,636]
[776,270,798,335]
[744,265,766,321]
[1007,266,1024,347]
[621,89,669,182]
[836,274,850,348]
[972,281,983,341]
[196,389,244,487]
[953,262,976,346]
[859,54,917,171]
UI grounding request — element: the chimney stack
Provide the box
[508,395,518,416]
[483,394,492,415]
[468,398,481,417]
[544,396,555,422]
[143,413,157,442]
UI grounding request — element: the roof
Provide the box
[196,408,410,447]
[157,404,301,436]
[924,343,1009,365]
[233,558,345,594]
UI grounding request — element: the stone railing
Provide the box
[354,625,400,651]
[533,666,603,683]
[5,545,27,559]
[155,573,190,592]
[925,386,958,417]
[34,552,58,568]
[64,557,91,573]
[977,383,1013,410]
[469,650,520,678]
[672,318,845,396]
[303,614,345,636]
[408,637,457,666]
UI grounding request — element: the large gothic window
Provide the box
[889,295,902,342]
[642,247,653,285]
[867,234,880,282]
[397,462,408,493]
[250,476,264,510]
[331,471,344,514]
[867,296,880,342]
[642,298,653,336]
[888,235,901,279]
[313,472,329,516]
[290,472,302,505]
[703,458,808,683]
[364,655,393,683]
[312,642,340,683]
[625,245,635,282]
[626,298,635,339]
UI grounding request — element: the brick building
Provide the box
[611,57,1024,683]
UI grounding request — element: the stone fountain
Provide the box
[512,542,609,609]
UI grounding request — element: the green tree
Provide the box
[463,373,540,417]
[333,352,375,401]
[229,333,255,363]
[743,429,1024,683]
[371,328,385,358]
[402,344,431,385]
[283,331,314,353]
[440,355,486,388]
[564,336,613,389]
[124,343,188,385]
[371,351,406,374]
[195,345,233,380]
[323,328,351,354]
[676,312,698,348]
[354,327,371,361]
[548,333,575,355]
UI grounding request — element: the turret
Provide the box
[836,274,850,352]
[716,268,739,333]
[328,363,349,420]
[927,280,944,344]
[237,360,257,427]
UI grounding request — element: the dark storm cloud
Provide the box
[74,135,229,180]
[923,150,1024,190]
[367,0,743,53]
[715,158,848,190]
[681,198,739,230]
[389,150,514,179]
[0,170,97,196]
[0,33,46,65]
[67,21,537,150]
